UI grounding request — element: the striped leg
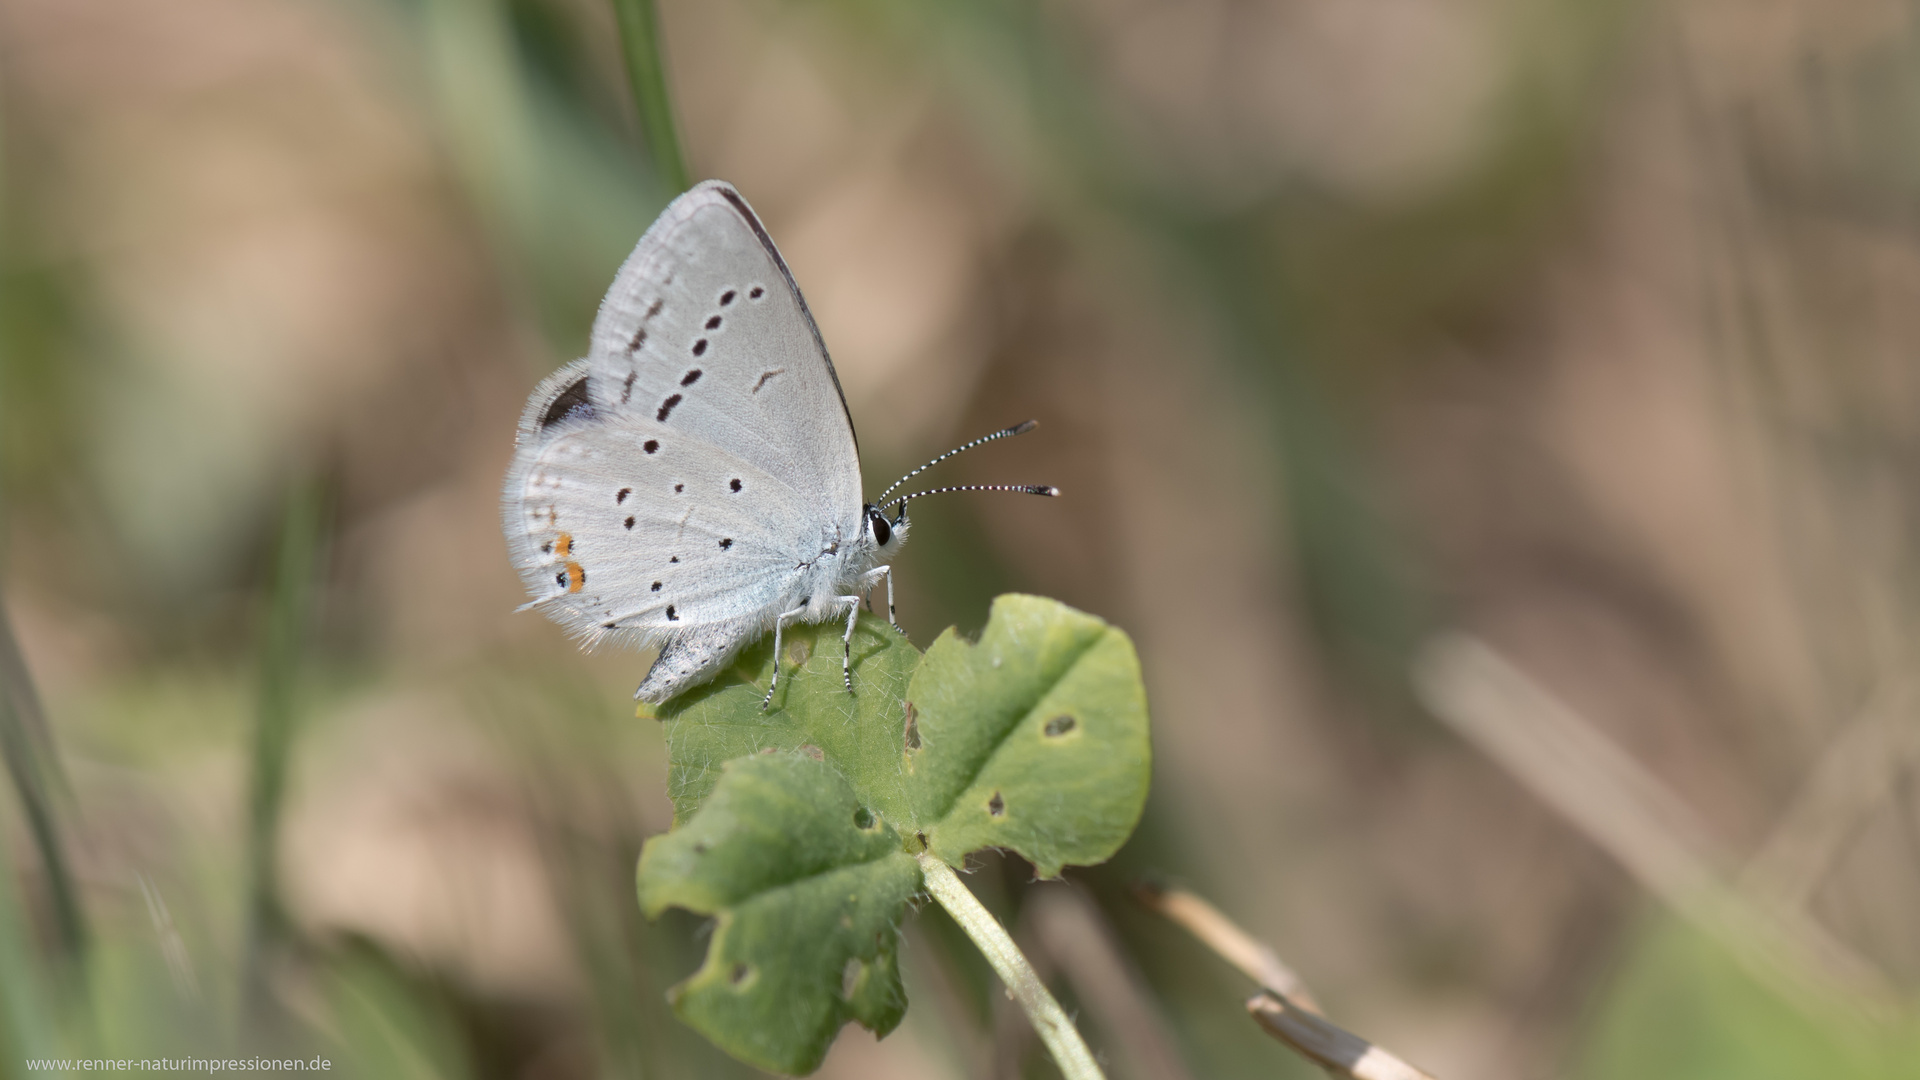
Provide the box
[861,566,895,628]
[837,596,862,693]
[760,605,809,712]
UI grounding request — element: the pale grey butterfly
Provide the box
[502,180,1056,707]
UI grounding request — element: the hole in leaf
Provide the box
[842,958,864,999]
[853,806,875,829]
[1044,714,1077,737]
[987,791,1005,817]
[730,963,752,986]
[903,701,921,751]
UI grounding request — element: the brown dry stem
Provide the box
[1134,881,1436,1080]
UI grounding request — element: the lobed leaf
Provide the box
[905,594,1150,878]
[640,595,1151,1072]
[637,752,920,1075]
[657,615,918,827]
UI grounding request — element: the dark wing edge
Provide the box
[707,181,860,458]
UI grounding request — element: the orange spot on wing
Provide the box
[565,562,585,592]
[553,532,572,557]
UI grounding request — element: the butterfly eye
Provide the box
[867,506,892,547]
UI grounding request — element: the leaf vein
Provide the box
[930,627,1108,825]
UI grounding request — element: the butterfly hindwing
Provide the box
[506,391,823,644]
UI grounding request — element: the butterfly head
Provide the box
[864,502,909,556]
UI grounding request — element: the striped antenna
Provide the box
[895,484,1059,514]
[874,420,1039,504]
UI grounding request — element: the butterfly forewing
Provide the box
[504,182,885,697]
[586,181,862,520]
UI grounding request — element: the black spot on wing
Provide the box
[666,605,678,621]
[644,439,659,454]
[624,516,635,529]
[681,369,702,386]
[719,289,736,306]
[616,488,630,503]
[539,377,593,429]
[651,581,661,591]
[691,339,708,357]
[705,315,721,330]
[657,395,682,422]
[719,538,733,550]
[729,478,741,492]
[749,286,764,299]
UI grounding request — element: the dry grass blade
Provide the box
[1133,880,1321,1013]
[1246,993,1437,1080]
[1740,679,1920,912]
[1413,633,1899,1017]
[1134,881,1435,1080]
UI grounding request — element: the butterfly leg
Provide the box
[837,596,863,693]
[859,566,895,628]
[760,604,809,712]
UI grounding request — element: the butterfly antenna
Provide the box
[873,420,1039,504]
[895,484,1059,515]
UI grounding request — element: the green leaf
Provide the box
[657,615,921,827]
[637,752,920,1075]
[641,595,1150,1072]
[905,594,1150,877]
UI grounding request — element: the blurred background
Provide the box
[4,0,1920,1076]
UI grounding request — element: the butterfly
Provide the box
[502,180,1055,707]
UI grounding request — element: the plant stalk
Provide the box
[609,0,690,192]
[0,593,85,963]
[242,479,326,998]
[916,853,1105,1080]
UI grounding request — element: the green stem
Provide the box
[916,853,1105,1080]
[609,0,690,192]
[242,479,326,996]
[0,592,85,963]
